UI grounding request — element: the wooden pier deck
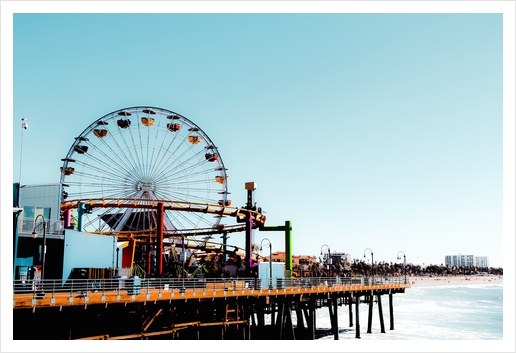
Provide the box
[13,277,410,340]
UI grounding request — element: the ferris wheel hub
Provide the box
[137,178,155,192]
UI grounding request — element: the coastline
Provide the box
[408,275,503,287]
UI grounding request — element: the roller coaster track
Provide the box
[60,198,267,260]
[61,198,266,227]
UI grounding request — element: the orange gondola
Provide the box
[93,129,108,138]
[60,167,75,176]
[188,136,202,144]
[141,117,154,126]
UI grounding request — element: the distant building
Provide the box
[445,254,489,268]
[293,254,317,277]
[322,251,351,266]
[475,256,490,268]
[263,251,286,263]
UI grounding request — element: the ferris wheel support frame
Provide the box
[259,221,293,279]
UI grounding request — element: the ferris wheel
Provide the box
[59,106,230,233]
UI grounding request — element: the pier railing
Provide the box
[13,276,409,301]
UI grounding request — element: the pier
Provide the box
[13,276,409,340]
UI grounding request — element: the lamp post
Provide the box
[260,238,273,290]
[320,244,331,278]
[364,248,374,282]
[397,251,407,284]
[31,214,47,281]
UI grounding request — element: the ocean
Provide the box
[316,283,504,341]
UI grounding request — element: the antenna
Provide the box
[19,117,28,197]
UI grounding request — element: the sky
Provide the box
[1,1,515,351]
[3,2,514,271]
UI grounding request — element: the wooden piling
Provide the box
[285,302,295,339]
[355,295,361,339]
[331,297,339,340]
[348,294,353,327]
[377,295,385,333]
[367,294,373,334]
[389,292,394,330]
[277,301,284,339]
[307,300,315,340]
[295,304,304,339]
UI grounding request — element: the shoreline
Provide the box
[408,275,503,287]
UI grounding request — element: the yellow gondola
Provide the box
[141,117,154,126]
[188,136,202,144]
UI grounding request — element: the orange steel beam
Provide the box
[60,198,266,226]
[106,224,249,241]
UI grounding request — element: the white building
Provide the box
[445,254,489,268]
[323,251,351,266]
[475,256,490,268]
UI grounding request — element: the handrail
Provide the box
[13,276,410,298]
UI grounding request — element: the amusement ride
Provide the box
[58,106,267,277]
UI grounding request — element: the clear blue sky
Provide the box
[3,2,514,271]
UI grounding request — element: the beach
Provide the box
[408,275,503,287]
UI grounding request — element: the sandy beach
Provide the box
[408,275,503,287]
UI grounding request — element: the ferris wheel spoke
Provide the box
[71,164,134,186]
[155,151,210,177]
[151,142,201,182]
[166,191,218,204]
[66,174,134,197]
[134,111,148,177]
[82,133,144,181]
[150,121,183,178]
[153,157,214,187]
[156,186,219,204]
[106,125,147,181]
[116,117,147,179]
[70,147,139,184]
[146,117,163,178]
[151,124,185,171]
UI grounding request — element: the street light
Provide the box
[31,214,47,281]
[320,244,331,277]
[260,238,273,290]
[397,251,407,284]
[364,248,374,281]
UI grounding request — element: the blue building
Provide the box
[13,182,123,282]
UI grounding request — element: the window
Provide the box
[19,207,51,233]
